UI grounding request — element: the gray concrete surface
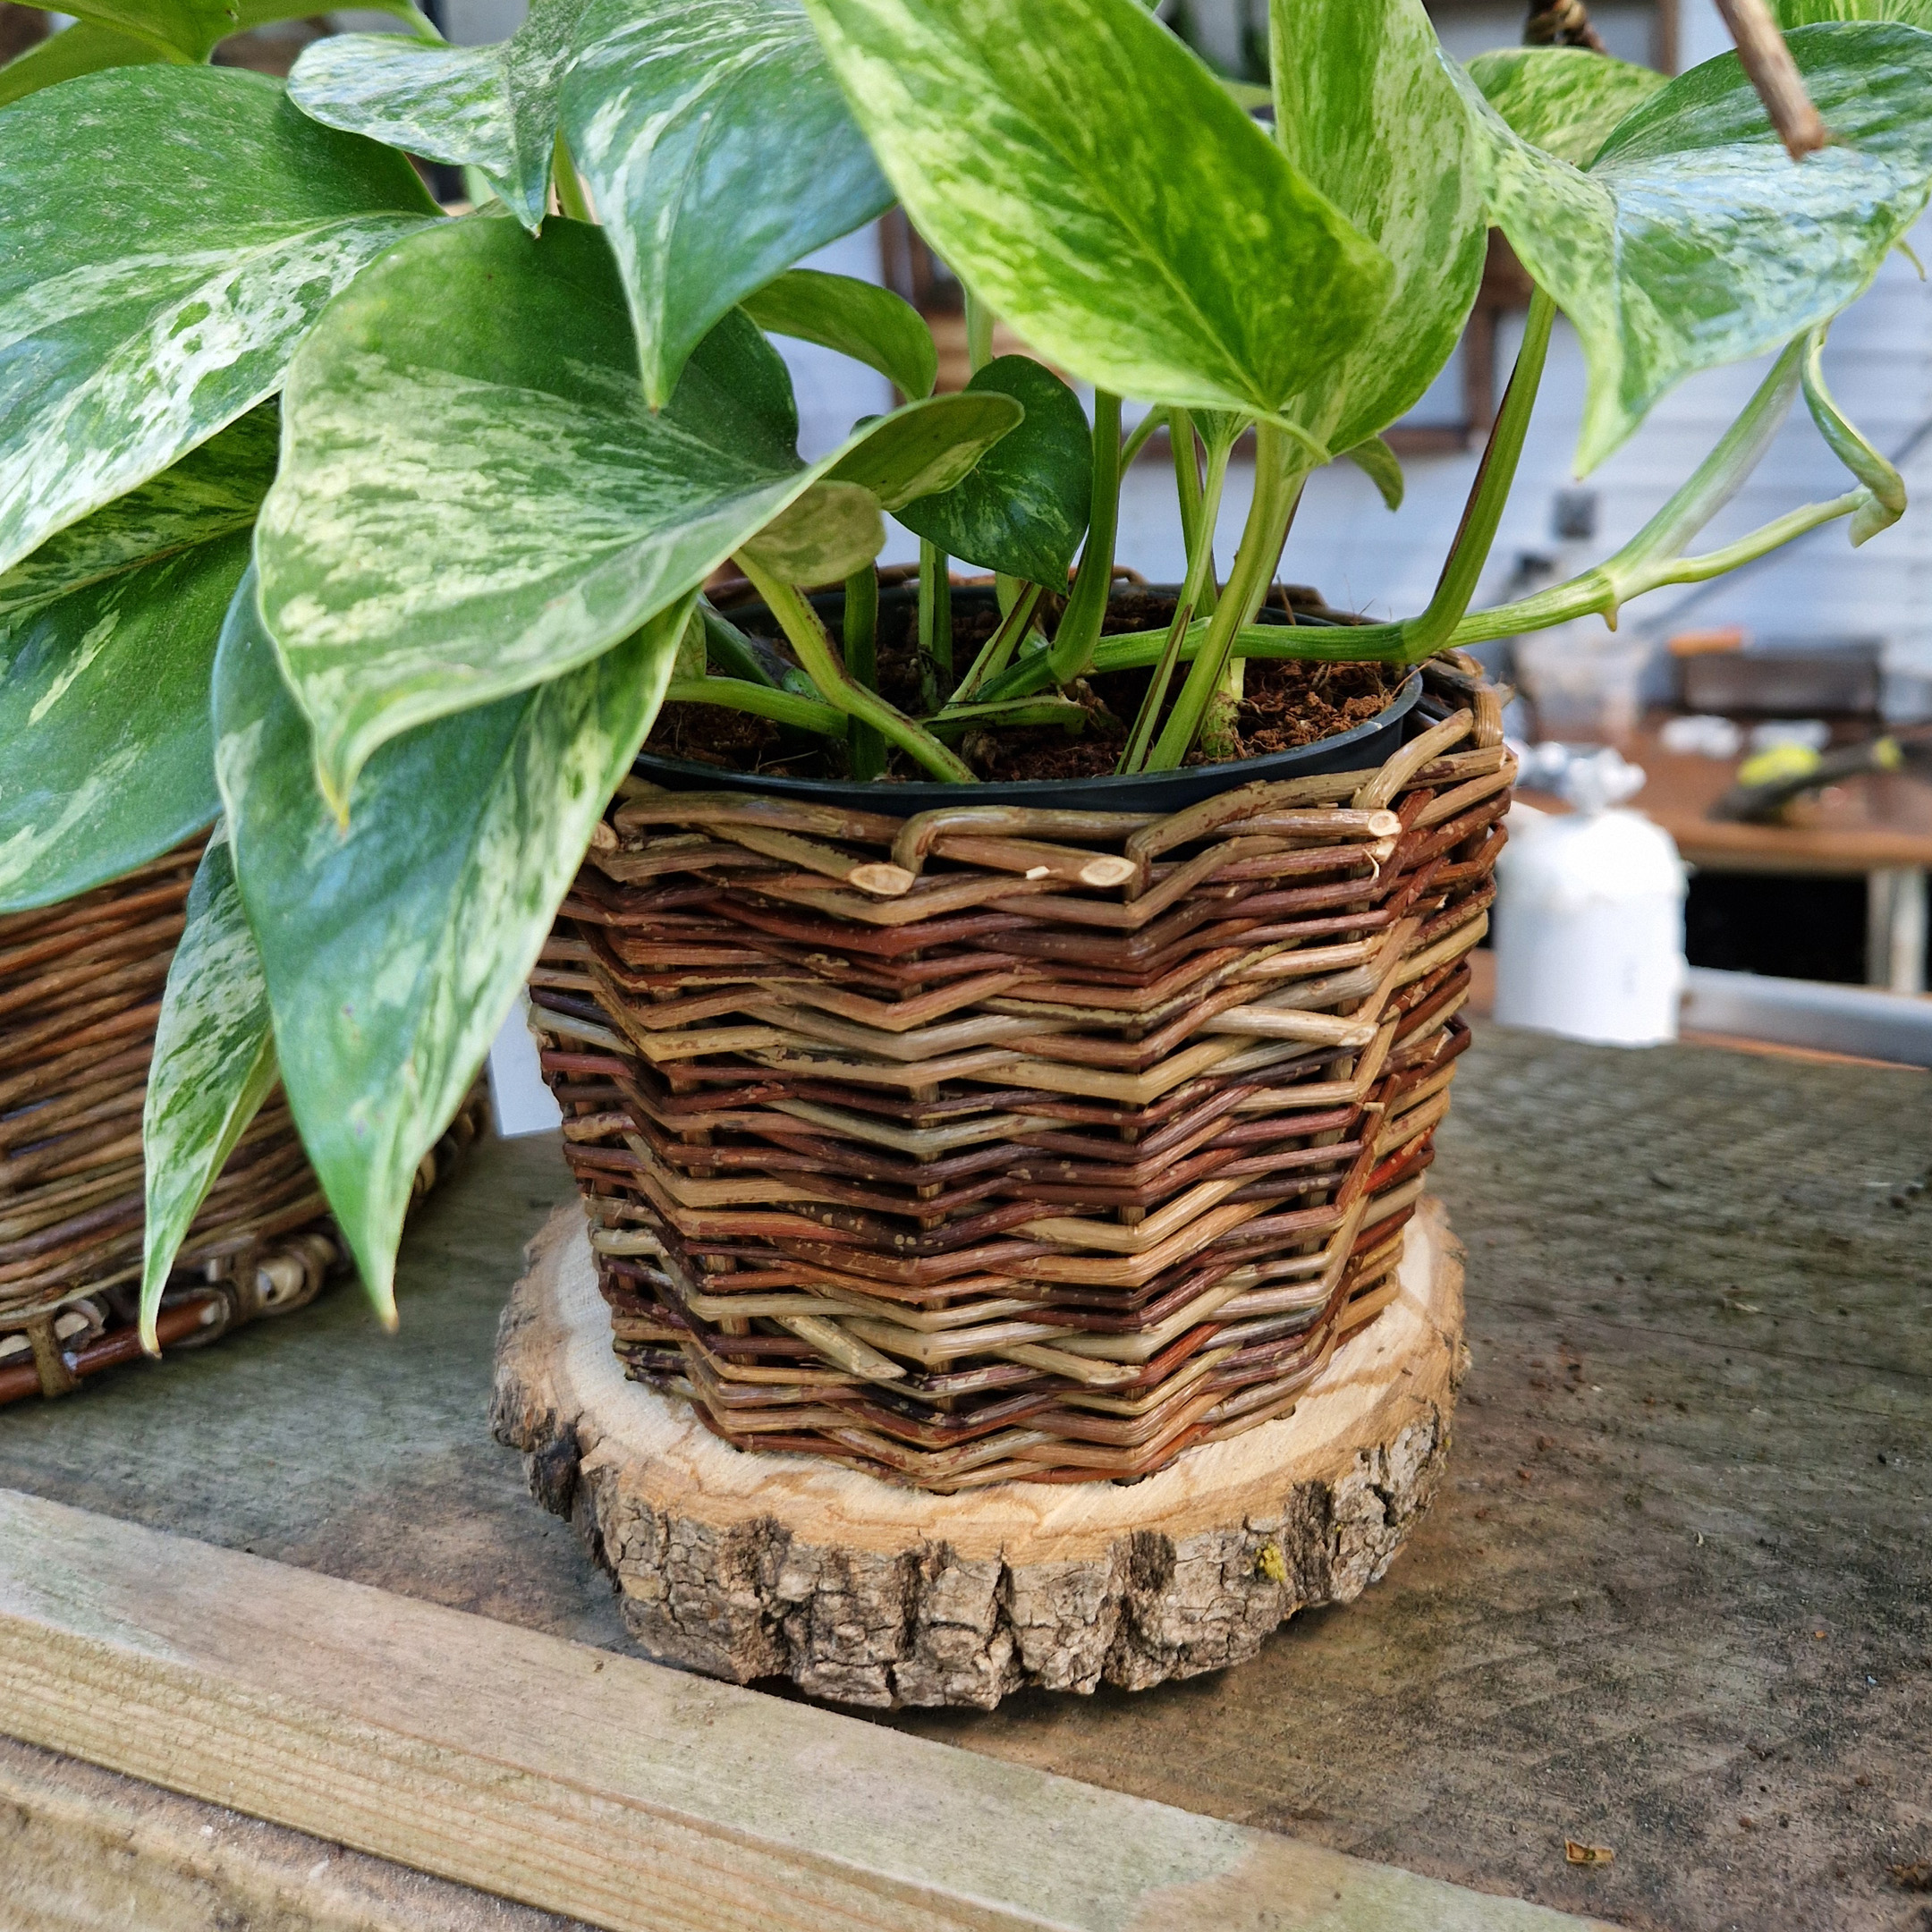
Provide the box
[4,1026,1928,1930]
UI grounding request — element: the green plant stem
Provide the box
[928,694,1089,737]
[699,605,778,687]
[1119,409,1164,470]
[552,135,592,223]
[953,580,1046,702]
[1169,408,1204,559]
[1143,422,1304,770]
[918,536,952,710]
[1120,433,1233,773]
[1385,286,1555,663]
[965,288,995,373]
[1084,479,1874,672]
[1046,389,1123,684]
[843,565,885,780]
[1439,487,1872,648]
[735,554,973,781]
[663,677,845,736]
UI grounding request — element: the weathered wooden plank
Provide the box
[0,1486,1605,1932]
[0,1733,580,1932]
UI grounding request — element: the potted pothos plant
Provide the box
[1,0,1927,1382]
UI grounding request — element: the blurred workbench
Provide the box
[1528,720,1932,994]
[3,1024,1928,1929]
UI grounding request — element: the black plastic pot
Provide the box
[634,581,1424,815]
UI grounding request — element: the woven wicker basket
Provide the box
[0,839,489,1406]
[532,653,1509,1491]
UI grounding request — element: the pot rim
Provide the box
[641,580,1425,815]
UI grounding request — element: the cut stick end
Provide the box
[849,863,918,898]
[1078,855,1138,888]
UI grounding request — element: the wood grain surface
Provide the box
[0,1486,1602,1932]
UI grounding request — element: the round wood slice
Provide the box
[491,1195,1466,1709]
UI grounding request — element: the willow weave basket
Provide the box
[531,654,1510,1492]
[0,839,488,1406]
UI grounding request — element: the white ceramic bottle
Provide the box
[1493,749,1688,1047]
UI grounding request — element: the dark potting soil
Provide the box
[643,584,1402,784]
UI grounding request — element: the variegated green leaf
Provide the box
[0,65,437,580]
[738,481,884,583]
[562,0,893,407]
[1776,1,1932,23]
[139,822,279,1352]
[801,0,1392,430]
[896,355,1093,582]
[1456,24,1932,470]
[1465,46,1668,168]
[256,215,1017,810]
[1343,435,1404,511]
[818,387,1021,511]
[53,0,430,64]
[741,268,937,400]
[289,0,585,233]
[0,405,276,623]
[216,571,691,1323]
[739,387,1023,581]
[0,19,167,109]
[1268,0,1487,450]
[0,413,278,911]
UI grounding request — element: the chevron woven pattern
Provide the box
[534,664,1511,1491]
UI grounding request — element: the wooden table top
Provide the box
[1530,721,1932,874]
[5,1029,1928,1931]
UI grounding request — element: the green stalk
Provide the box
[843,566,885,781]
[1046,390,1123,684]
[1119,432,1233,773]
[1170,408,1205,559]
[1143,422,1304,771]
[1406,330,1850,652]
[1119,409,1164,470]
[952,580,1046,703]
[699,606,779,688]
[664,678,845,737]
[929,694,1089,737]
[736,554,973,782]
[918,537,952,710]
[965,288,995,373]
[1440,488,1870,648]
[552,135,592,222]
[1387,287,1555,663]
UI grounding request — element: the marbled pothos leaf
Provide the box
[288,0,587,233]
[1456,24,1932,470]
[801,0,1392,433]
[1268,0,1488,452]
[563,0,894,408]
[0,19,166,110]
[50,0,429,63]
[0,411,279,911]
[1777,1,1932,23]
[1464,47,1668,168]
[139,822,279,1352]
[216,572,693,1324]
[741,269,937,401]
[256,215,1018,811]
[896,356,1093,583]
[0,65,437,581]
[739,386,1024,580]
